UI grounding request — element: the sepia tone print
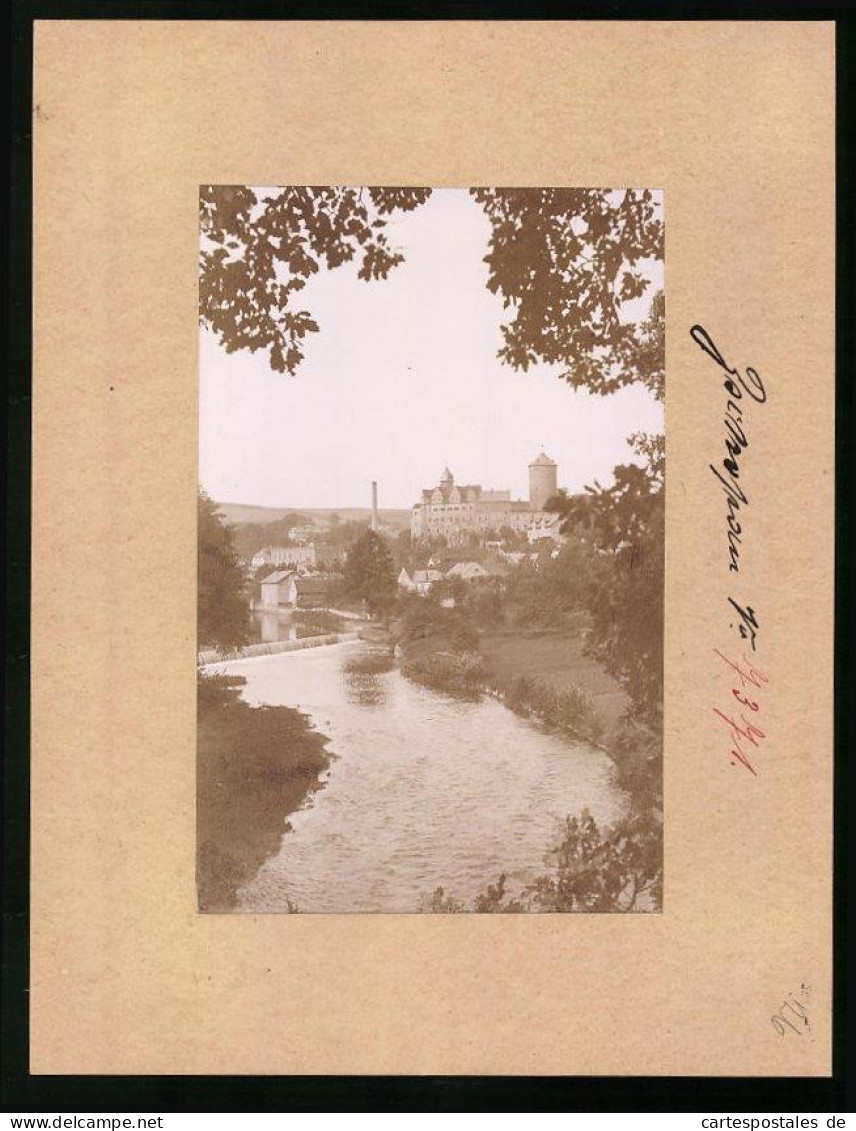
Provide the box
[197,186,664,914]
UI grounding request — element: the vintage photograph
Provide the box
[197,186,664,914]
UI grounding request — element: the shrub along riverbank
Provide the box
[400,649,486,701]
[390,597,663,914]
[393,599,615,747]
[479,628,628,731]
[196,672,332,912]
[500,673,604,746]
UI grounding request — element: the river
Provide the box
[211,641,626,913]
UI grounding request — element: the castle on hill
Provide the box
[410,453,562,543]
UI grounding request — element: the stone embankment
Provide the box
[198,631,360,667]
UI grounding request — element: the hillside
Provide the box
[215,501,411,529]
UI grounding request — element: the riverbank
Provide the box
[479,628,629,732]
[196,672,332,911]
[222,642,625,913]
[392,603,628,744]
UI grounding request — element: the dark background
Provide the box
[3,0,852,1112]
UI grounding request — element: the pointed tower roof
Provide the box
[440,466,454,481]
[530,451,557,467]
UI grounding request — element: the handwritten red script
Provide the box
[713,650,769,776]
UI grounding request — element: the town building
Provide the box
[289,575,333,609]
[398,567,445,595]
[527,512,564,544]
[397,558,506,596]
[410,454,561,543]
[259,570,295,609]
[252,543,317,570]
[528,451,559,510]
[288,525,324,544]
[258,569,338,609]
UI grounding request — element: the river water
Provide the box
[253,609,298,643]
[213,641,625,913]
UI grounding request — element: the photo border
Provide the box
[5,1,851,1110]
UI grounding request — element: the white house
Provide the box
[398,567,444,595]
[286,575,333,608]
[259,570,295,608]
[288,525,323,544]
[527,513,564,544]
[499,549,542,567]
[252,544,317,570]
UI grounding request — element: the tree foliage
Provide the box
[198,489,250,652]
[471,189,664,396]
[200,185,432,374]
[199,186,663,397]
[555,448,664,726]
[228,511,310,561]
[425,808,662,914]
[502,535,597,628]
[526,808,662,913]
[343,529,397,616]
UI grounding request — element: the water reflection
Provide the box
[253,608,345,644]
[255,609,297,644]
[342,649,395,707]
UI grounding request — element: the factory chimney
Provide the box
[371,481,379,532]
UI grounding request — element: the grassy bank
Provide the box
[393,594,627,739]
[479,628,629,733]
[197,673,332,912]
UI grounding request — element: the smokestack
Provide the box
[371,481,378,532]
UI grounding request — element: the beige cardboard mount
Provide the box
[32,21,834,1075]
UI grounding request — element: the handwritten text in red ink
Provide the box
[713,649,769,776]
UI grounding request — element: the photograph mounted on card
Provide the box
[30,21,834,1076]
[196,185,665,916]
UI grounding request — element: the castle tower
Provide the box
[371,481,379,531]
[529,452,558,511]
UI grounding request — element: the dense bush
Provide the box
[608,716,662,807]
[400,650,485,700]
[526,808,662,913]
[502,539,597,629]
[423,807,662,915]
[397,598,479,653]
[473,874,526,913]
[558,461,664,729]
[503,674,603,745]
[343,650,395,676]
[421,887,466,913]
[295,610,343,637]
[198,491,250,653]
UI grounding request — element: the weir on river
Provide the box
[208,640,625,913]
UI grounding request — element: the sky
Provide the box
[199,188,664,510]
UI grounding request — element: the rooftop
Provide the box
[260,570,293,584]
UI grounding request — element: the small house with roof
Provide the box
[289,575,333,609]
[259,570,295,608]
[397,567,444,595]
